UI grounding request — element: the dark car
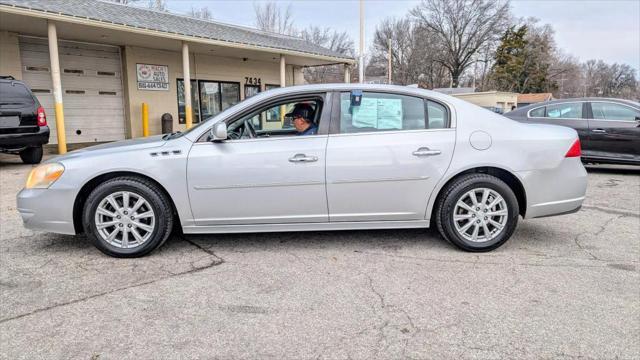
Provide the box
[505,98,640,165]
[0,76,50,164]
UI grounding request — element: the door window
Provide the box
[227,98,323,139]
[339,92,427,133]
[546,103,583,119]
[529,106,545,117]
[591,102,640,121]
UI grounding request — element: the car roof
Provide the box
[517,97,639,111]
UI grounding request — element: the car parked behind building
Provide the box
[505,98,640,165]
[0,76,49,164]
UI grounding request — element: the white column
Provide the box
[182,42,192,129]
[344,64,351,83]
[47,21,67,154]
[279,54,286,87]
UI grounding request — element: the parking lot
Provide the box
[0,154,638,359]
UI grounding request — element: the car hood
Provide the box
[47,135,167,163]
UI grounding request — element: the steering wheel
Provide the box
[227,119,257,140]
[243,119,257,138]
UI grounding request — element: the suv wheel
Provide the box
[83,176,174,258]
[19,145,43,164]
[435,174,519,252]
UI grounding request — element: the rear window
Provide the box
[529,107,545,117]
[0,82,35,108]
[546,102,582,119]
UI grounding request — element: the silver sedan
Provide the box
[17,84,587,257]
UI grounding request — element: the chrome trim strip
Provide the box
[329,128,453,138]
[194,180,324,190]
[530,196,586,208]
[331,175,430,184]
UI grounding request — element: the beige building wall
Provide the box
[454,91,518,113]
[0,31,22,79]
[122,45,302,138]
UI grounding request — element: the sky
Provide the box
[162,0,640,70]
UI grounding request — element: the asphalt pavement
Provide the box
[1,154,638,359]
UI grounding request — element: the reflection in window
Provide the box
[427,101,448,129]
[529,107,545,117]
[591,102,640,121]
[546,103,582,119]
[177,79,200,124]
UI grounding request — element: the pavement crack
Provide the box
[582,204,639,217]
[182,237,225,265]
[0,244,225,324]
[574,215,622,261]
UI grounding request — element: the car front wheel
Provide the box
[83,177,173,257]
[435,174,519,252]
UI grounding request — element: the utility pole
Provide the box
[359,0,365,83]
[387,38,392,84]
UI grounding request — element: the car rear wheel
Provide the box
[83,176,173,257]
[19,145,43,164]
[435,174,519,252]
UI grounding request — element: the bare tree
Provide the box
[190,6,213,20]
[410,0,511,87]
[147,0,168,11]
[300,26,355,83]
[582,60,637,98]
[254,1,295,35]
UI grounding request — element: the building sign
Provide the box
[136,64,169,91]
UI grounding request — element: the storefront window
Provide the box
[177,79,200,124]
[176,79,241,124]
[244,84,260,99]
[221,82,240,111]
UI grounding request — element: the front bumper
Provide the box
[520,157,588,219]
[16,186,76,235]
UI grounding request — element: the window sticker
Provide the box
[342,97,403,129]
[376,98,402,129]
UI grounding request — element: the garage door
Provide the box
[19,36,125,144]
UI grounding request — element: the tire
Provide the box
[19,145,43,164]
[82,176,174,258]
[435,173,519,252]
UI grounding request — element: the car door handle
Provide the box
[289,153,318,163]
[412,147,441,157]
[592,129,607,134]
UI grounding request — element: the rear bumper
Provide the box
[16,186,76,235]
[0,126,49,151]
[519,157,588,219]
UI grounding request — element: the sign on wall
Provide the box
[136,64,169,91]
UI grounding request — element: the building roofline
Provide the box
[0,3,356,64]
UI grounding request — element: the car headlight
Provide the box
[25,163,65,189]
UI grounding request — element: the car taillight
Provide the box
[565,139,581,158]
[37,106,47,126]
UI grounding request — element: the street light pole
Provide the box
[359,0,365,83]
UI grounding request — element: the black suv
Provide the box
[0,76,50,164]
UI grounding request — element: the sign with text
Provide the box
[136,64,169,91]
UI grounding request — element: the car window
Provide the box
[591,102,640,121]
[339,92,426,133]
[228,98,322,139]
[0,81,35,108]
[426,101,448,129]
[545,103,582,119]
[529,106,545,117]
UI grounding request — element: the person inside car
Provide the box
[287,103,317,135]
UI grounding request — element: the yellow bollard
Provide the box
[142,103,149,137]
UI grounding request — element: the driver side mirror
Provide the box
[209,122,227,142]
